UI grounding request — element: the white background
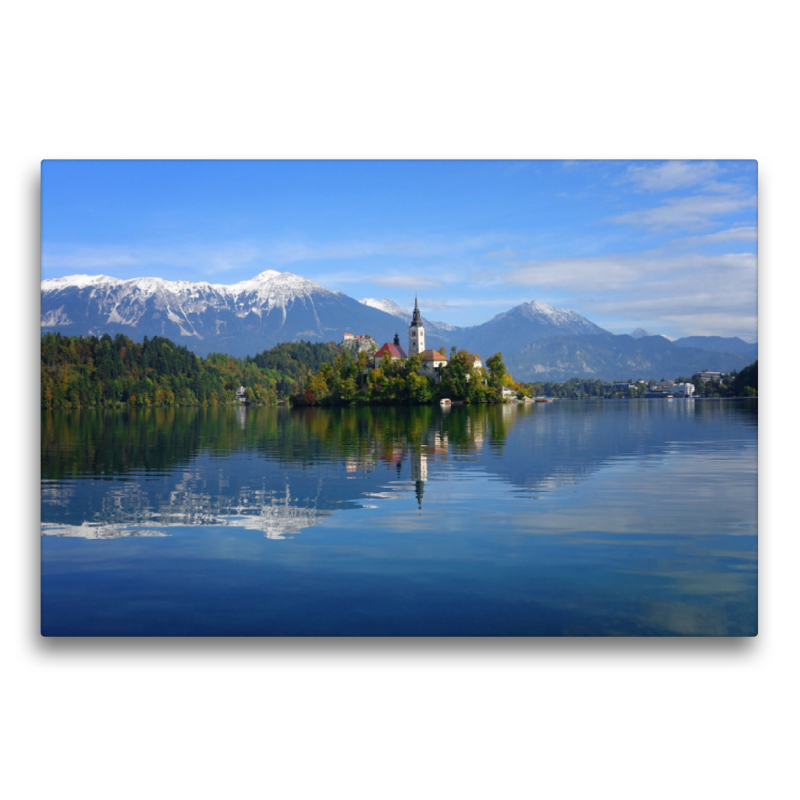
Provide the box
[3,2,796,798]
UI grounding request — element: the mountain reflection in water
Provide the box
[41,401,757,636]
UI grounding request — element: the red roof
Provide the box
[374,342,408,359]
[419,349,448,362]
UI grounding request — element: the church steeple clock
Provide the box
[409,295,425,356]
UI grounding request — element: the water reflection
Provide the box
[42,401,757,539]
[41,400,757,636]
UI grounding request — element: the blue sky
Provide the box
[41,160,758,340]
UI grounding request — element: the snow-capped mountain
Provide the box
[41,273,607,360]
[456,299,608,358]
[360,297,457,336]
[41,270,428,357]
[361,297,410,318]
[41,270,754,378]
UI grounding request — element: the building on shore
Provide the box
[695,370,723,382]
[408,296,425,356]
[419,349,448,383]
[603,382,637,393]
[366,295,486,385]
[373,334,408,368]
[340,333,377,353]
[465,354,483,371]
[651,380,675,392]
[671,382,695,397]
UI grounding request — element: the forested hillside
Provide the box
[41,333,339,409]
[245,341,340,396]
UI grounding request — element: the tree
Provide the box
[485,353,507,398]
[306,373,329,403]
[731,360,757,396]
[441,350,471,400]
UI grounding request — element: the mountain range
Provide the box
[41,270,756,381]
[506,333,754,383]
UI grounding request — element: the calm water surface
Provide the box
[41,400,758,636]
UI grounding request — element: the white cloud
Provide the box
[609,194,756,230]
[369,275,442,289]
[43,233,508,278]
[418,299,454,310]
[41,248,140,269]
[42,243,263,274]
[505,250,757,339]
[677,226,758,246]
[623,161,723,192]
[507,251,756,291]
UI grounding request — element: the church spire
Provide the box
[409,293,424,355]
[411,294,422,326]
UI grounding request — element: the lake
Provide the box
[41,400,758,636]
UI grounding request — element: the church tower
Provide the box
[409,295,425,356]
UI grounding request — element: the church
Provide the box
[364,296,482,384]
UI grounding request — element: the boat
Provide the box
[666,395,674,400]
[439,398,452,407]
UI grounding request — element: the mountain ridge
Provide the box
[42,270,755,379]
[507,333,752,382]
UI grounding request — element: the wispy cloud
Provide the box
[418,299,454,310]
[608,195,756,231]
[369,275,442,289]
[622,161,724,192]
[507,251,756,291]
[41,243,263,275]
[676,226,758,247]
[43,233,510,277]
[41,248,141,270]
[504,250,757,338]
[261,234,505,265]
[483,250,517,259]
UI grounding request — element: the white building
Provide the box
[408,296,425,356]
[696,370,723,382]
[671,382,695,397]
[340,333,377,353]
[362,296,486,388]
[419,349,448,383]
[651,380,675,392]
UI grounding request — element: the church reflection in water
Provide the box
[42,400,756,539]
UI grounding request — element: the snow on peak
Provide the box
[361,298,411,318]
[250,269,282,282]
[486,299,602,333]
[42,270,334,302]
[517,300,583,324]
[41,274,122,291]
[229,270,333,300]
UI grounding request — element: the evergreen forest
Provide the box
[40,332,339,409]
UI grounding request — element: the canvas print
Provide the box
[40,160,758,636]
